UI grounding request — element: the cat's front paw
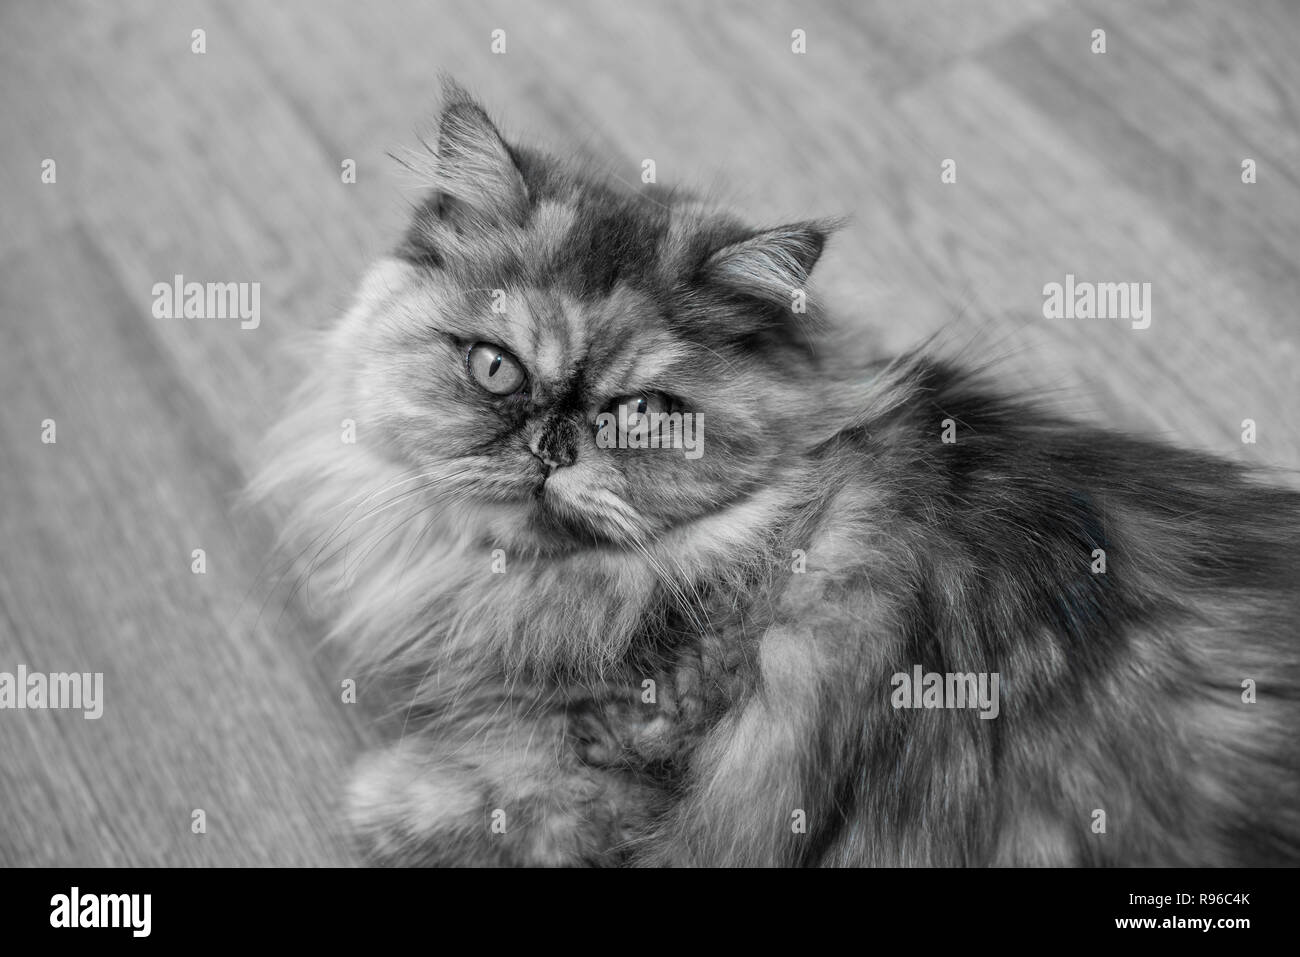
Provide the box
[346,742,493,866]
[346,740,655,866]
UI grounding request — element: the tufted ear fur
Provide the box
[700,221,832,308]
[428,80,529,227]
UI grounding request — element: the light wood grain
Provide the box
[1,0,1296,865]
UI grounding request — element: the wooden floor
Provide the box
[1,0,1296,865]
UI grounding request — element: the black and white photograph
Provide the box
[0,0,1295,931]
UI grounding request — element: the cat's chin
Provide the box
[526,494,642,550]
[444,490,642,555]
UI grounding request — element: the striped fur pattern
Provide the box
[255,84,1300,866]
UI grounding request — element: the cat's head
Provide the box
[329,83,835,553]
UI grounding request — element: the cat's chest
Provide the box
[591,580,783,765]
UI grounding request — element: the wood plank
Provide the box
[1,0,1296,865]
[0,225,367,865]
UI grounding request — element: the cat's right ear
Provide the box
[425,81,529,227]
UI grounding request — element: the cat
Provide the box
[254,81,1300,866]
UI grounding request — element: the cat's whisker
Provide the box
[241,465,430,609]
[267,472,467,634]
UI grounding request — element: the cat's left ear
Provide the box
[701,221,834,308]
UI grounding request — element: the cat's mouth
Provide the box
[527,468,648,544]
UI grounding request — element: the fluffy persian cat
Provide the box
[256,83,1300,866]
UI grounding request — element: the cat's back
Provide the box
[754,357,1300,865]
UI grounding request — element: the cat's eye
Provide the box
[601,393,673,429]
[466,342,526,395]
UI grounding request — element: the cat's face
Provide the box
[340,87,832,552]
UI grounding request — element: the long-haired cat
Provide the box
[255,82,1300,866]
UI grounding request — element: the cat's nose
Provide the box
[529,417,578,473]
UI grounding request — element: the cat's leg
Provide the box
[346,691,662,866]
[629,622,863,867]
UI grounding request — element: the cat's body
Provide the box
[257,85,1300,866]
